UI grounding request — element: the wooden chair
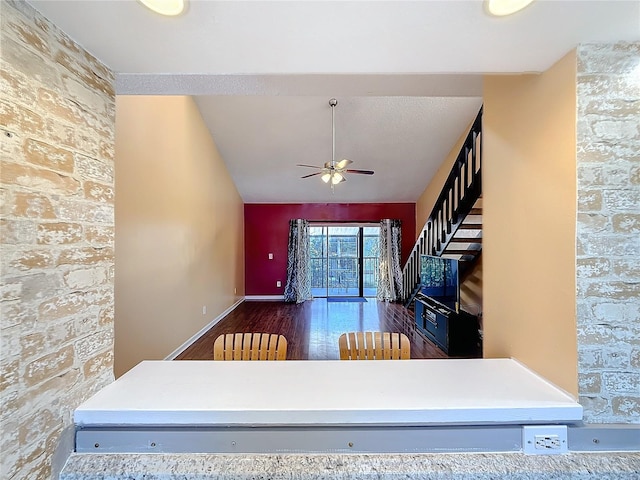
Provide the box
[338,331,410,360]
[213,333,287,361]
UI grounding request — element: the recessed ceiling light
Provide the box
[138,0,186,16]
[486,0,535,16]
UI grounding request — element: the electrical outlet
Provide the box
[276,280,281,287]
[202,306,207,315]
[535,434,561,450]
[268,253,273,260]
[523,425,568,455]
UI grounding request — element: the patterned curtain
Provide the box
[377,219,404,302]
[283,219,312,303]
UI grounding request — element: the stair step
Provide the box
[450,237,482,244]
[468,208,483,215]
[443,249,482,256]
[459,223,483,230]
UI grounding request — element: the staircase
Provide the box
[403,107,483,306]
[441,197,482,269]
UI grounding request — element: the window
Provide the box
[310,224,379,297]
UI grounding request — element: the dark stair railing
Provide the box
[403,107,483,305]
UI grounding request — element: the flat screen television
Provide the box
[419,254,459,311]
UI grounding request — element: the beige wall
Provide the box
[115,96,244,377]
[1,2,115,478]
[483,51,578,396]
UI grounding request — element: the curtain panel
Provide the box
[283,219,312,303]
[377,219,404,302]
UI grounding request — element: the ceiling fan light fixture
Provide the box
[321,173,332,183]
[138,0,186,16]
[331,172,344,185]
[486,0,535,16]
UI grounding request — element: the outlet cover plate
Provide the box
[523,425,568,455]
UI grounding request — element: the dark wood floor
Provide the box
[176,298,449,360]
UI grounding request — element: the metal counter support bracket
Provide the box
[75,424,639,455]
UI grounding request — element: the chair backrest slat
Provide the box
[267,334,278,360]
[250,333,261,360]
[365,332,375,360]
[400,334,411,359]
[225,334,234,360]
[373,332,383,359]
[259,334,270,360]
[213,333,287,361]
[348,332,358,360]
[338,331,410,360]
[233,333,242,360]
[242,333,252,359]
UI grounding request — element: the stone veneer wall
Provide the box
[1,1,115,478]
[576,43,640,423]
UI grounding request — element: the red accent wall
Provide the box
[244,203,416,295]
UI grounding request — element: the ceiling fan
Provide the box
[297,98,374,187]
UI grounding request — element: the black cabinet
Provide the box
[414,294,480,357]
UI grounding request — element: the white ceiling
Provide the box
[27,0,640,203]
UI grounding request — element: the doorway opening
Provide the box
[309,224,380,298]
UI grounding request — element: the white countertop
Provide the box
[74,358,583,427]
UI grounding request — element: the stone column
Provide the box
[1,1,116,478]
[576,42,640,423]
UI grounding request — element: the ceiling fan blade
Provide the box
[346,169,375,175]
[301,172,322,179]
[335,159,353,169]
[297,164,323,169]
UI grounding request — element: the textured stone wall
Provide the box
[576,43,640,423]
[0,1,115,478]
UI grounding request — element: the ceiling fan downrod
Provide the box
[330,98,337,168]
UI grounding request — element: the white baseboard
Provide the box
[244,295,284,301]
[165,298,245,360]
